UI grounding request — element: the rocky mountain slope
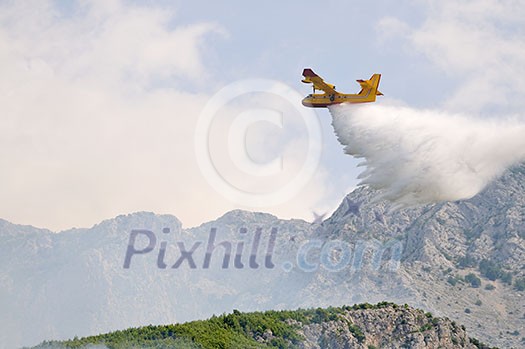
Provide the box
[2,164,524,348]
[312,164,525,348]
[33,303,492,349]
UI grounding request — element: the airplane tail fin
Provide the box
[357,74,382,96]
[370,74,383,96]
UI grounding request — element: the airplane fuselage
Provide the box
[301,91,378,108]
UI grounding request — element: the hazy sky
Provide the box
[1,0,524,231]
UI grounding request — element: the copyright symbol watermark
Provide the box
[194,79,322,207]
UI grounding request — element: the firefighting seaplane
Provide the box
[301,68,382,108]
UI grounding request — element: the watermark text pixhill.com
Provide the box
[123,227,403,273]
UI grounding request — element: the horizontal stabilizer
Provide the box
[357,74,382,96]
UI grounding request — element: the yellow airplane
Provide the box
[301,68,383,108]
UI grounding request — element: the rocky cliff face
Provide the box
[2,164,524,349]
[310,163,525,348]
[297,305,478,349]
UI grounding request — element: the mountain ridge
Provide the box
[1,164,524,348]
[32,302,495,349]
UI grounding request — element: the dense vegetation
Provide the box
[478,259,513,284]
[34,304,383,349]
[455,255,524,290]
[32,303,405,349]
[32,302,498,349]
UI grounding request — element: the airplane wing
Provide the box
[302,68,337,93]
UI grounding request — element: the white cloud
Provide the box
[0,0,331,230]
[375,17,410,41]
[0,0,222,230]
[377,0,525,113]
[0,0,221,86]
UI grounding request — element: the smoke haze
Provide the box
[330,103,525,208]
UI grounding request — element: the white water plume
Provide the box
[330,103,525,207]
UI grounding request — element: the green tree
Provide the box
[514,277,525,291]
[464,273,481,288]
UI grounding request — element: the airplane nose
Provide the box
[302,98,313,107]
